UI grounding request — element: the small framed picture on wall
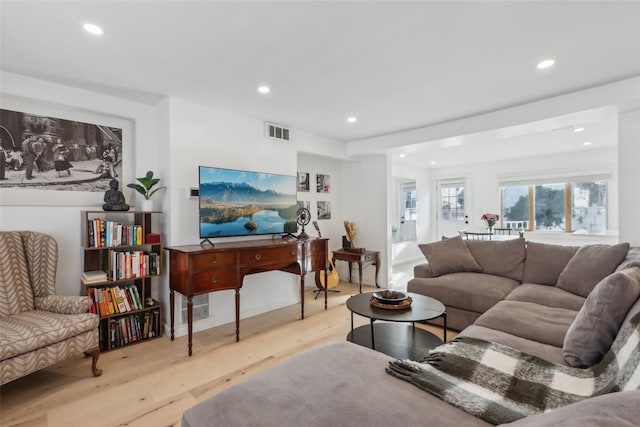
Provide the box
[316,174,330,193]
[297,200,310,212]
[297,172,310,192]
[317,201,331,219]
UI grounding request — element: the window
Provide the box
[441,184,465,221]
[403,187,417,221]
[501,180,607,233]
[571,181,607,233]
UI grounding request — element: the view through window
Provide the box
[441,184,465,221]
[501,180,607,233]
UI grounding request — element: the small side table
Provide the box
[332,249,380,293]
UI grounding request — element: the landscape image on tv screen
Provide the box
[199,166,298,238]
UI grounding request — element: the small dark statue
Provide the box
[103,178,130,211]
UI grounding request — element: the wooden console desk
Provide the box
[166,238,329,356]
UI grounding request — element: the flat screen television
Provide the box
[198,166,298,239]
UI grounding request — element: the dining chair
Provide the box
[460,231,493,240]
[492,228,513,235]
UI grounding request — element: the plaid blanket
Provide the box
[386,311,640,425]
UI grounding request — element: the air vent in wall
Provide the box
[265,122,290,141]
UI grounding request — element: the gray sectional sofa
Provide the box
[182,238,640,426]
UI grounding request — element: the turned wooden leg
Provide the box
[89,347,103,377]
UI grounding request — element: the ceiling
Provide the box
[1,1,639,167]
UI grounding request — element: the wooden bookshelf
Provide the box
[81,210,163,351]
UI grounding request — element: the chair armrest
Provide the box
[35,295,92,315]
[413,263,434,278]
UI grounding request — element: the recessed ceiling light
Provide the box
[83,23,104,35]
[399,154,406,158]
[583,141,592,146]
[573,127,585,133]
[347,117,357,123]
[429,161,436,165]
[257,86,270,94]
[537,58,555,69]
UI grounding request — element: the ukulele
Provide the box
[312,221,339,290]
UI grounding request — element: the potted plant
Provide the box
[127,170,166,211]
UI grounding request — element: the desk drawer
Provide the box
[192,268,238,292]
[192,252,236,270]
[240,246,298,266]
[364,253,377,262]
[308,253,328,271]
[305,239,326,255]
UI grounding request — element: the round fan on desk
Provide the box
[297,207,311,239]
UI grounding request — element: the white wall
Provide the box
[618,109,640,246]
[428,147,619,246]
[0,72,160,296]
[341,155,390,287]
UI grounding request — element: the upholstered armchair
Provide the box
[0,231,102,385]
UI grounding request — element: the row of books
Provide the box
[88,284,144,317]
[107,309,161,349]
[110,250,160,280]
[87,218,144,248]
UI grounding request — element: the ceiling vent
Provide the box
[265,122,290,141]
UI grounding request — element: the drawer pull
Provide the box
[211,256,218,264]
[290,249,296,256]
[255,253,262,260]
[211,275,218,284]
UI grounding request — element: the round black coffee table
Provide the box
[346,292,446,360]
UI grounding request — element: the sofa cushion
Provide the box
[562,267,640,368]
[500,390,640,427]
[0,310,99,360]
[418,236,482,277]
[557,242,630,297]
[459,325,566,364]
[506,283,585,311]
[407,272,520,314]
[182,341,491,427]
[413,263,433,279]
[474,300,578,348]
[523,241,578,285]
[0,232,35,317]
[615,246,640,272]
[465,238,526,282]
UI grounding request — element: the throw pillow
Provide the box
[556,242,630,297]
[465,238,526,282]
[418,236,482,277]
[562,267,640,368]
[523,241,579,285]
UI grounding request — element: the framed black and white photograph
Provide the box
[317,201,331,219]
[297,200,310,212]
[316,173,330,193]
[0,95,133,206]
[297,172,310,192]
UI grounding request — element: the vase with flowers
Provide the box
[481,213,500,233]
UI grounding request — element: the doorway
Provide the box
[436,178,468,239]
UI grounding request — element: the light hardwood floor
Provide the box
[0,282,452,427]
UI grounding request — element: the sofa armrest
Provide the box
[35,295,92,315]
[414,263,434,278]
